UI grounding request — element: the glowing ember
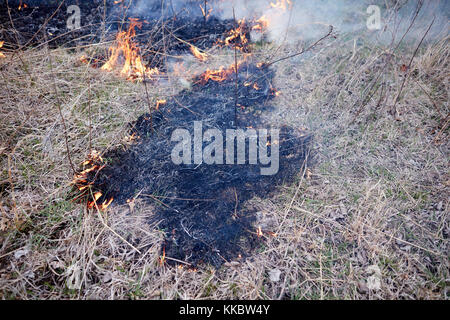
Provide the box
[102,18,159,81]
[190,45,208,62]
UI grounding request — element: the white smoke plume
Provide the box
[126,0,448,44]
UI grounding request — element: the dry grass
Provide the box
[0,24,448,299]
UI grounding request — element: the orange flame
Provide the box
[102,19,159,81]
[72,150,114,211]
[198,60,244,84]
[0,41,5,58]
[270,0,292,11]
[257,226,263,237]
[217,19,248,52]
[160,246,166,266]
[18,1,28,10]
[190,45,208,62]
[199,4,212,19]
[252,15,269,31]
[156,99,167,110]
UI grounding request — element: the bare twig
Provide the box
[44,33,76,175]
[233,7,238,127]
[264,25,333,68]
[392,17,435,117]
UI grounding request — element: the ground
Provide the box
[0,12,449,299]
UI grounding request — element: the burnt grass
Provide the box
[3,0,308,268]
[77,61,312,268]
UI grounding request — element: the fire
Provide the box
[252,15,269,31]
[0,41,5,58]
[256,226,263,237]
[156,99,167,110]
[124,132,139,144]
[270,88,281,96]
[18,1,28,10]
[270,0,292,11]
[217,19,248,52]
[72,150,114,211]
[102,18,159,81]
[190,45,208,62]
[198,60,244,84]
[199,3,212,20]
[160,246,166,266]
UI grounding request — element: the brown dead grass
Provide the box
[0,23,448,300]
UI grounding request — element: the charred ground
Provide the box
[75,61,311,268]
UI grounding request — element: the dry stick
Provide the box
[161,0,167,69]
[392,17,435,117]
[7,154,19,227]
[238,27,333,97]
[140,58,154,133]
[45,34,76,175]
[267,0,294,63]
[264,25,334,68]
[88,79,92,153]
[350,4,425,124]
[233,7,238,127]
[101,0,107,43]
[432,113,450,145]
[169,0,176,19]
[413,78,443,118]
[393,0,424,53]
[5,0,33,80]
[203,0,207,24]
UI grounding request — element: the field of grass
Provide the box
[0,13,448,299]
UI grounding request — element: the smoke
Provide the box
[124,0,449,44]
